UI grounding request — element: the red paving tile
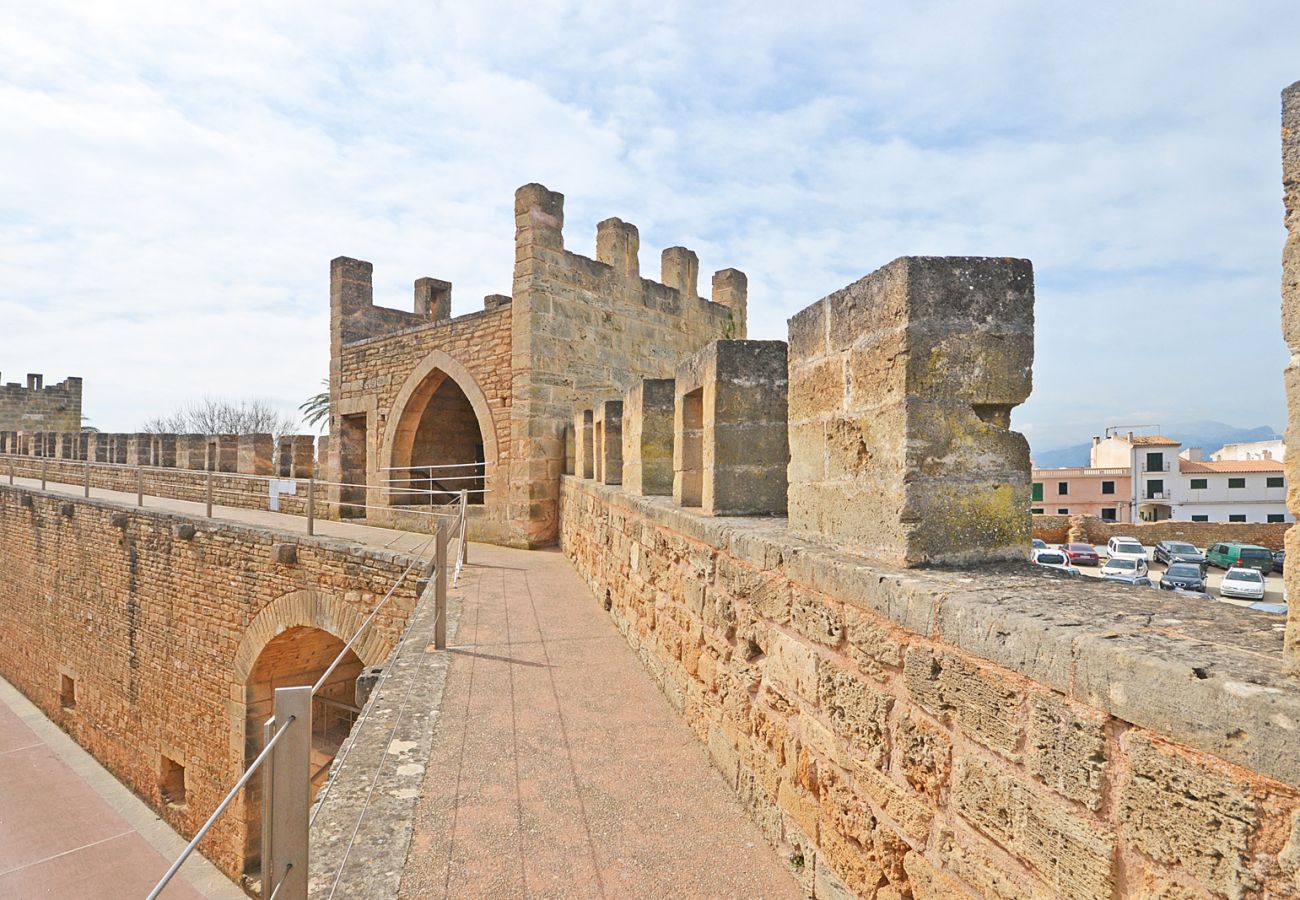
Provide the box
[399,546,800,899]
[0,700,206,900]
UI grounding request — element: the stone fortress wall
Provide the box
[0,429,328,517]
[324,184,745,549]
[0,371,81,432]
[0,487,426,880]
[557,89,1300,896]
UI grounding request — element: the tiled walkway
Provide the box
[0,678,242,900]
[399,545,800,899]
[3,475,798,898]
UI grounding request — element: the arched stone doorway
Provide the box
[241,626,364,880]
[382,350,498,507]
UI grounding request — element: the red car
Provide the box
[1063,542,1100,566]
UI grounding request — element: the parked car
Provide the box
[1032,548,1081,575]
[1159,562,1207,593]
[1062,542,1099,566]
[1274,549,1286,574]
[1105,537,1148,564]
[1153,541,1205,567]
[1032,538,1048,551]
[1219,567,1267,601]
[1102,572,1154,588]
[1247,601,1288,615]
[1100,556,1148,578]
[1205,542,1274,575]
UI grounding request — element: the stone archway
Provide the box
[232,591,392,881]
[380,349,499,506]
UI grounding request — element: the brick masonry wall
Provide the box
[1032,514,1290,551]
[561,476,1300,898]
[336,305,512,543]
[0,376,82,432]
[0,485,424,879]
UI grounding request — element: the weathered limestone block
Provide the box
[1027,693,1107,810]
[953,755,1115,899]
[786,256,1034,567]
[1118,733,1258,896]
[662,246,699,299]
[178,434,206,470]
[904,647,1023,757]
[622,378,675,496]
[275,435,295,477]
[291,435,316,478]
[214,435,238,472]
[894,711,951,801]
[596,218,639,278]
[237,434,274,476]
[816,662,892,766]
[414,277,452,321]
[126,432,151,466]
[1282,80,1300,668]
[573,409,593,479]
[151,433,177,467]
[672,340,789,516]
[594,400,622,485]
[712,269,748,338]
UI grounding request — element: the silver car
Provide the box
[1220,567,1267,601]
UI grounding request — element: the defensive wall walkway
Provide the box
[2,472,800,897]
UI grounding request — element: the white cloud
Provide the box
[0,0,1296,445]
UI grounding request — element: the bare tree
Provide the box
[141,397,298,437]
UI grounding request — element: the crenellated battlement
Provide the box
[0,372,82,432]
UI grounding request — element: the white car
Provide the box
[1100,556,1148,578]
[1220,567,1267,601]
[1106,537,1148,564]
[1032,548,1081,575]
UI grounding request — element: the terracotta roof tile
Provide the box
[1179,459,1285,474]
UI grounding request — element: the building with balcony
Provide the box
[1030,430,1295,524]
[1029,466,1131,521]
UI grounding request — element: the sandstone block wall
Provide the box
[561,476,1300,899]
[0,373,82,432]
[1032,513,1291,551]
[508,184,743,546]
[0,486,423,879]
[1283,80,1300,665]
[787,257,1033,566]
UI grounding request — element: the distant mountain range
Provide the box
[1031,421,1282,469]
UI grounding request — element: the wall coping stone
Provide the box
[565,475,1300,789]
[340,304,505,351]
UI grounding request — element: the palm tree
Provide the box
[300,379,329,429]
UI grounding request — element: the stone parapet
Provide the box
[594,400,622,485]
[622,378,675,496]
[672,340,788,516]
[787,256,1033,567]
[561,475,1300,898]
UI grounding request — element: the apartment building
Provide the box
[1029,466,1132,521]
[1029,430,1292,524]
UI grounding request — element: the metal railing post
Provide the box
[306,477,315,536]
[9,459,14,485]
[41,457,47,490]
[263,686,310,900]
[206,471,214,517]
[459,489,469,566]
[84,460,91,498]
[435,522,448,650]
[136,466,144,507]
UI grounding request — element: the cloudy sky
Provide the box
[1,2,1297,449]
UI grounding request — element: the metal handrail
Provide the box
[146,715,297,900]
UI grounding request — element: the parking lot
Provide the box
[1044,543,1286,607]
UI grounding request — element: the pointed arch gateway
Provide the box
[381,348,499,506]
